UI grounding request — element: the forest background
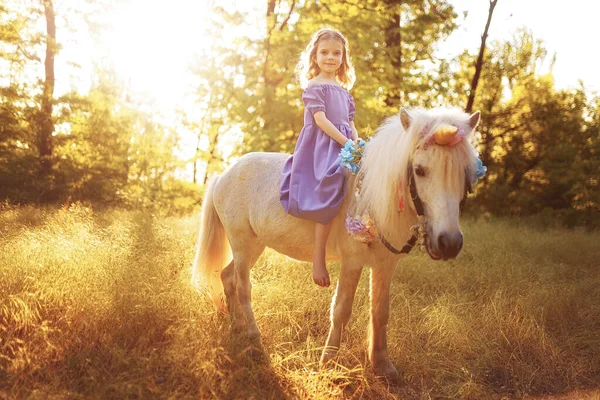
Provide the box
[1,0,599,228]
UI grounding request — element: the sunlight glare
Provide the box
[103,0,213,109]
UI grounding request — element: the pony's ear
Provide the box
[400,108,412,131]
[468,111,481,129]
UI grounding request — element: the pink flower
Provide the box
[345,214,378,243]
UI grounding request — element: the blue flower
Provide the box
[340,148,353,161]
[339,139,366,175]
[472,157,487,184]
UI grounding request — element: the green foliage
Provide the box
[467,29,600,227]
[122,178,204,216]
[52,86,129,203]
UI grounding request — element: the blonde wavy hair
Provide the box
[296,28,356,90]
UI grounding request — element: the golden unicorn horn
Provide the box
[433,124,459,145]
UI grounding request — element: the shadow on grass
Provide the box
[216,329,292,399]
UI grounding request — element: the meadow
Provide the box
[1,204,599,399]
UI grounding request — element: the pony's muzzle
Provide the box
[437,231,463,260]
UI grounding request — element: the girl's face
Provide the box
[314,38,344,76]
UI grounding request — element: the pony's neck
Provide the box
[343,173,418,249]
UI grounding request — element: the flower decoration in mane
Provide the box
[344,213,377,243]
[473,158,487,184]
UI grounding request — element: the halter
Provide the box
[379,161,426,254]
[379,162,472,255]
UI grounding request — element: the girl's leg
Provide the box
[313,222,331,287]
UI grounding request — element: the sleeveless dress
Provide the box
[280,83,356,225]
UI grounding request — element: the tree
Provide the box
[38,0,56,174]
[52,71,132,203]
[466,0,498,113]
[1,1,45,201]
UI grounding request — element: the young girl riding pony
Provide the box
[280,28,359,287]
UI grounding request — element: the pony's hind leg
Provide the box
[221,260,245,332]
[233,245,265,345]
[320,259,363,366]
[222,229,265,349]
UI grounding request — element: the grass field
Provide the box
[1,204,599,399]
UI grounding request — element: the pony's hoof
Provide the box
[248,338,265,361]
[373,359,400,385]
[319,346,339,367]
[230,318,246,334]
[249,345,265,361]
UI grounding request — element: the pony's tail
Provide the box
[191,176,231,312]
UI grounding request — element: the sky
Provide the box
[439,0,600,93]
[97,0,262,112]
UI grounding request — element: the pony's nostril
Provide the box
[438,231,463,258]
[438,233,449,253]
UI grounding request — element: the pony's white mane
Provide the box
[353,107,479,242]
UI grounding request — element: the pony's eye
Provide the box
[415,165,426,177]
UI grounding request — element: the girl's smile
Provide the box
[315,38,344,77]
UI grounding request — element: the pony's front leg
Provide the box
[369,263,399,383]
[320,260,363,366]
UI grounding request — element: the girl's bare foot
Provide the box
[312,258,330,287]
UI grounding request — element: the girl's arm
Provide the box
[314,111,351,146]
[349,120,358,141]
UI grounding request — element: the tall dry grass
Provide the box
[0,204,599,399]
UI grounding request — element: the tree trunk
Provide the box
[465,0,498,114]
[384,10,401,108]
[39,0,56,173]
[398,10,402,105]
[262,0,278,139]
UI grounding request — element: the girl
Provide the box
[280,28,359,287]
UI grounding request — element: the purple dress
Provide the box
[280,83,356,224]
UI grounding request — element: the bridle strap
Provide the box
[459,169,473,214]
[380,162,423,255]
[408,163,425,216]
[381,232,418,255]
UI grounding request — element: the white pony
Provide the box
[192,107,481,381]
